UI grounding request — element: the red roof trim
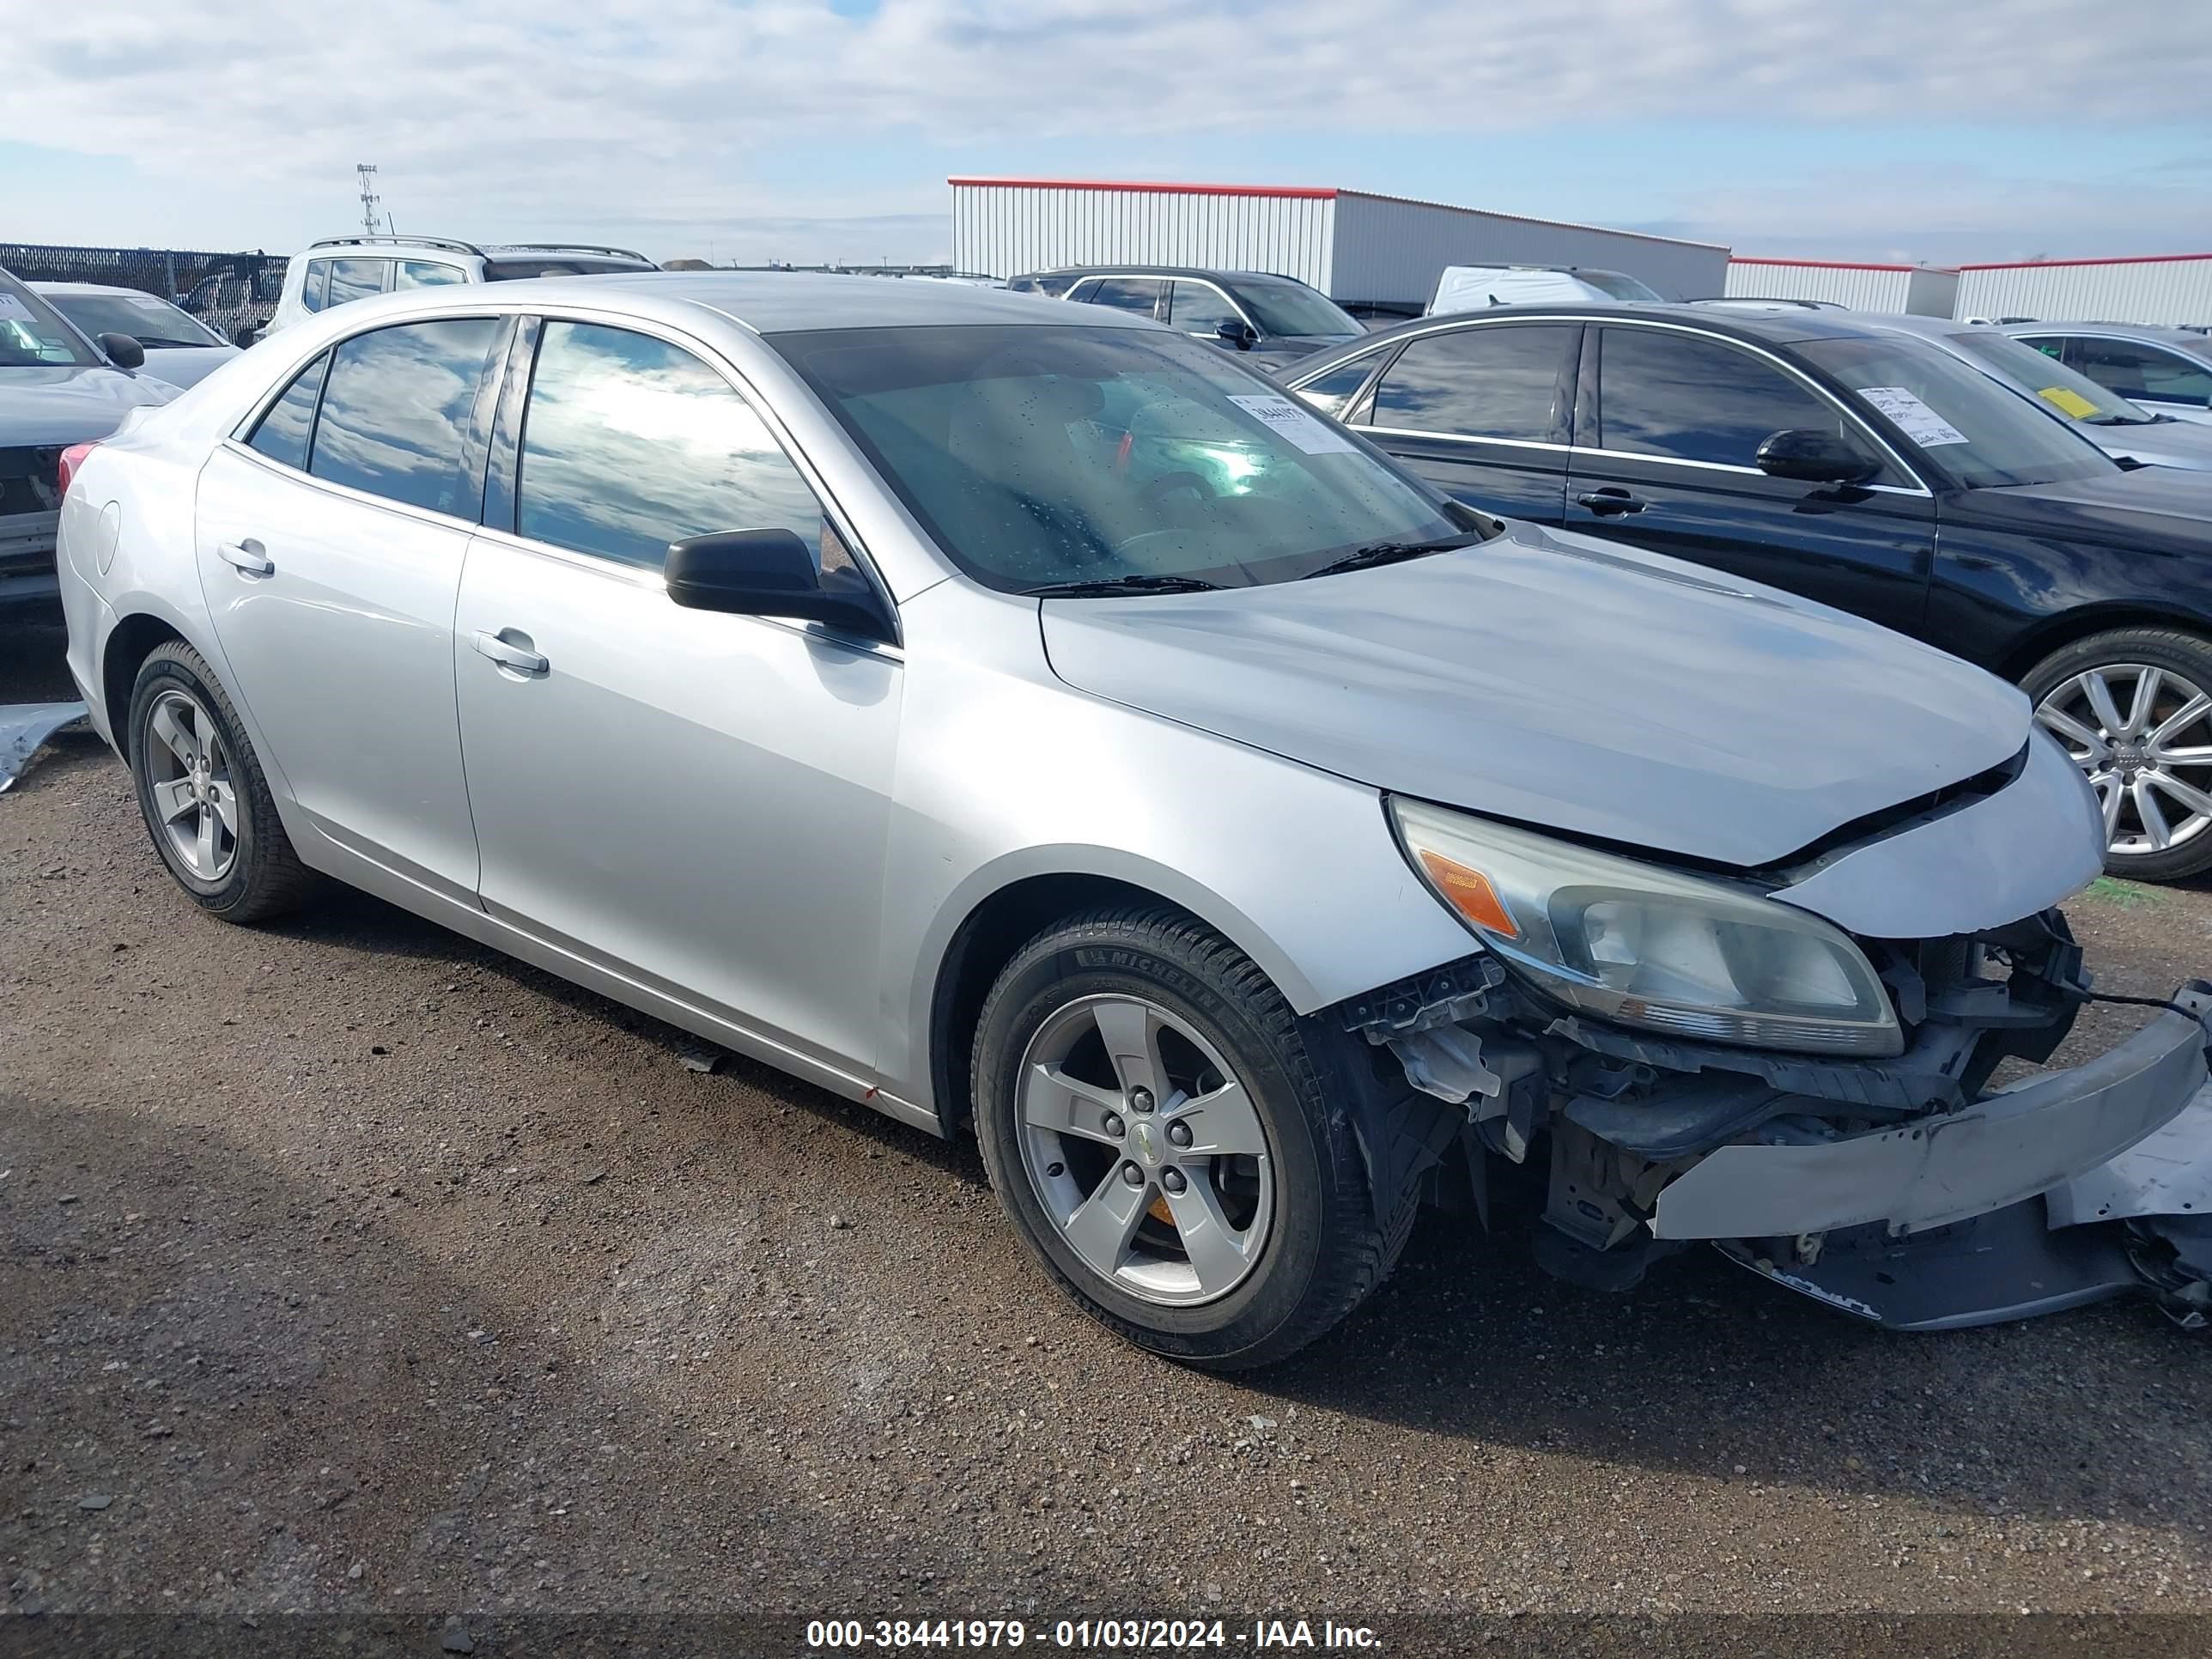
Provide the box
[948,177,1337,201]
[1954,252,2212,270]
[1729,256,1951,273]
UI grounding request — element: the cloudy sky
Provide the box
[8,0,2209,267]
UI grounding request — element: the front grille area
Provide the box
[0,446,64,517]
[0,447,64,577]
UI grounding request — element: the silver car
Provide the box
[1850,313,2212,472]
[2003,323,2212,427]
[52,274,2212,1364]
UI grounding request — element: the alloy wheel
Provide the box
[143,688,240,882]
[1015,994,1274,1307]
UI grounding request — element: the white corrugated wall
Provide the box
[1723,261,1920,311]
[1954,258,2212,325]
[949,184,1335,289]
[1329,193,1727,307]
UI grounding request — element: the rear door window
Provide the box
[307,318,503,516]
[1079,277,1165,318]
[514,321,836,573]
[246,351,331,471]
[1595,327,1840,465]
[324,259,390,309]
[1370,325,1577,442]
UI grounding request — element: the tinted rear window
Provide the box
[246,351,330,471]
[308,319,501,515]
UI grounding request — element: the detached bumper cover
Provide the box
[1650,986,2212,1242]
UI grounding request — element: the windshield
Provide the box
[1944,329,2154,425]
[1223,276,1361,339]
[1579,270,1666,302]
[773,323,1464,592]
[45,290,224,349]
[1795,334,2116,489]
[0,270,100,368]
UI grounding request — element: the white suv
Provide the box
[264,235,658,336]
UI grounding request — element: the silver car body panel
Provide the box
[2003,323,2212,428]
[1039,523,2029,870]
[1650,998,2212,1240]
[2044,1092,2212,1227]
[1771,727,2103,936]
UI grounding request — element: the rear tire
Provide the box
[2024,628,2212,884]
[127,641,313,923]
[972,905,1387,1370]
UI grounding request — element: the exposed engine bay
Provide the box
[1338,912,2212,1332]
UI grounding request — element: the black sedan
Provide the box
[1282,303,2212,882]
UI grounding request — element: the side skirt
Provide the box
[291,824,945,1139]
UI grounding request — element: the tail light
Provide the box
[57,441,98,499]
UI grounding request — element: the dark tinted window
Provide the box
[1597,328,1837,465]
[517,322,831,572]
[308,319,501,514]
[1167,282,1243,337]
[1371,325,1576,441]
[2069,338,2212,408]
[1081,277,1164,317]
[1295,352,1387,417]
[301,260,330,313]
[1011,272,1079,298]
[325,259,387,308]
[1220,276,1361,339]
[246,350,329,471]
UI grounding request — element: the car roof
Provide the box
[1015,264,1307,285]
[401,269,1159,335]
[28,281,173,299]
[1314,301,1929,351]
[2002,320,2209,343]
[1834,312,1973,339]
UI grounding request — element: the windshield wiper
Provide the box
[2085,413,2156,428]
[1299,532,1485,580]
[1024,574,1223,598]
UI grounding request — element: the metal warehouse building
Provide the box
[1723,257,1960,317]
[949,178,1730,312]
[1955,254,2212,327]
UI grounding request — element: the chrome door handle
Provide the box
[217,538,274,575]
[471,629,549,676]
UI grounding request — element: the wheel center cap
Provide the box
[1130,1118,1164,1167]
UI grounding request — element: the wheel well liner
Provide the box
[929,873,1187,1137]
[100,614,188,760]
[1996,605,2212,684]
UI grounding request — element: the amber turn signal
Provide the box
[1414,849,1517,938]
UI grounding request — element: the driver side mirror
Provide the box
[1216,319,1261,350]
[98,332,147,370]
[664,528,895,644]
[1754,428,1881,485]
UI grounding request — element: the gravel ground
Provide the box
[3,617,2211,1651]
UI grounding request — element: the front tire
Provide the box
[2025,628,2212,884]
[127,641,313,922]
[972,905,1387,1370]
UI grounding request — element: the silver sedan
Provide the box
[52,274,2212,1363]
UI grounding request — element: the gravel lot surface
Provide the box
[3,617,2210,1653]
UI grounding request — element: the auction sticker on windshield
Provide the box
[1227,392,1358,455]
[2039,385,2100,419]
[1857,386,1969,447]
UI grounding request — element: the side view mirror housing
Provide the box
[98,332,147,370]
[1755,427,1881,485]
[664,528,894,644]
[1216,319,1261,350]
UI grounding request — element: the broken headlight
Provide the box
[1391,798,1902,1057]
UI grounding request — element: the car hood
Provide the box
[1949,463,2212,545]
[2086,416,2212,471]
[0,364,178,447]
[140,345,240,391]
[1040,523,2029,869]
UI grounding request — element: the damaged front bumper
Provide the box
[1343,946,2212,1332]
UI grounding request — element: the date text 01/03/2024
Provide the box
[804,1618,1383,1650]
